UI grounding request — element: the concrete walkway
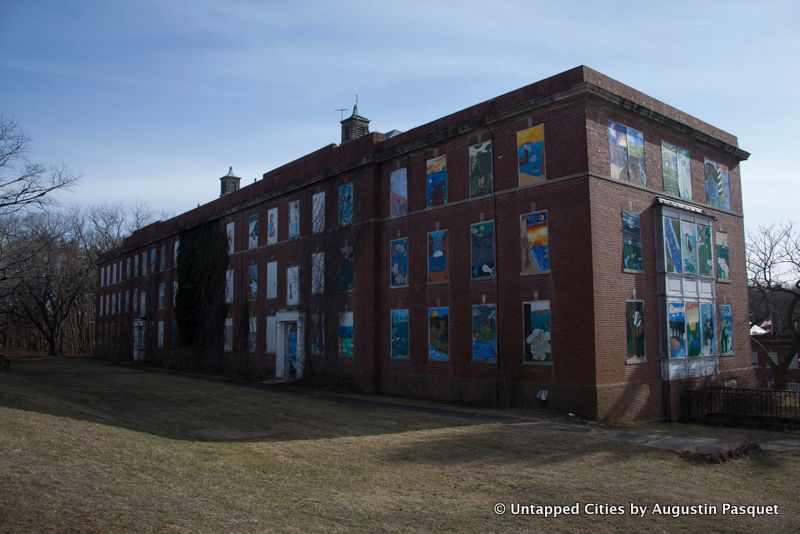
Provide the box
[505,420,800,454]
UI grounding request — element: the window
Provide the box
[339,245,354,292]
[704,158,731,211]
[286,265,299,306]
[523,300,552,364]
[224,318,233,352]
[248,214,259,249]
[660,140,692,200]
[470,221,495,279]
[390,168,408,216]
[517,125,545,186]
[469,142,493,196]
[150,248,156,274]
[390,309,409,360]
[661,214,714,278]
[312,252,325,294]
[312,192,325,233]
[626,300,645,362]
[225,269,234,304]
[426,156,447,206]
[134,254,139,277]
[158,283,166,310]
[622,211,643,273]
[339,311,354,357]
[160,244,166,272]
[288,200,300,239]
[248,264,258,302]
[174,240,180,267]
[520,210,549,274]
[427,307,449,361]
[389,238,409,288]
[608,120,646,186]
[267,207,278,244]
[226,222,235,254]
[247,316,257,353]
[157,321,164,348]
[338,183,353,226]
[427,230,448,283]
[266,261,277,299]
[472,304,497,363]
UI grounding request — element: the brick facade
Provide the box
[95,66,751,420]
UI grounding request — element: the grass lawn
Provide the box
[1,358,798,533]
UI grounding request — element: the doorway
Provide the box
[275,310,304,380]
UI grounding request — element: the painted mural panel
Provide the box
[390,309,410,360]
[426,155,447,207]
[339,245,354,291]
[517,125,545,186]
[626,126,646,186]
[520,210,549,274]
[608,121,629,181]
[338,182,354,226]
[390,168,408,217]
[697,224,713,277]
[472,304,497,363]
[716,231,730,282]
[704,158,731,211]
[523,300,551,364]
[288,200,300,239]
[248,214,259,249]
[719,304,734,353]
[470,221,495,279]
[701,303,716,355]
[622,210,643,272]
[686,302,701,357]
[312,192,325,233]
[225,222,235,254]
[339,311,353,357]
[626,300,645,362]
[427,307,449,361]
[677,146,692,200]
[286,265,299,306]
[427,230,449,283]
[664,217,682,273]
[311,252,324,294]
[668,302,686,358]
[469,142,493,197]
[248,264,258,301]
[390,237,409,288]
[248,316,257,353]
[681,221,698,275]
[267,207,278,245]
[661,141,679,197]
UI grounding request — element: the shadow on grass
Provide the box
[0,358,494,443]
[382,423,657,468]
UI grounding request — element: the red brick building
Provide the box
[95,66,752,420]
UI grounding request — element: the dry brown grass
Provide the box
[1,358,798,533]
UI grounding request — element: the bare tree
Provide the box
[3,212,93,356]
[0,115,77,214]
[747,221,800,389]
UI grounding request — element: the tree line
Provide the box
[0,115,161,356]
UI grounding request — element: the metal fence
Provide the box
[684,387,800,425]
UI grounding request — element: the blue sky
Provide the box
[1,0,797,231]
